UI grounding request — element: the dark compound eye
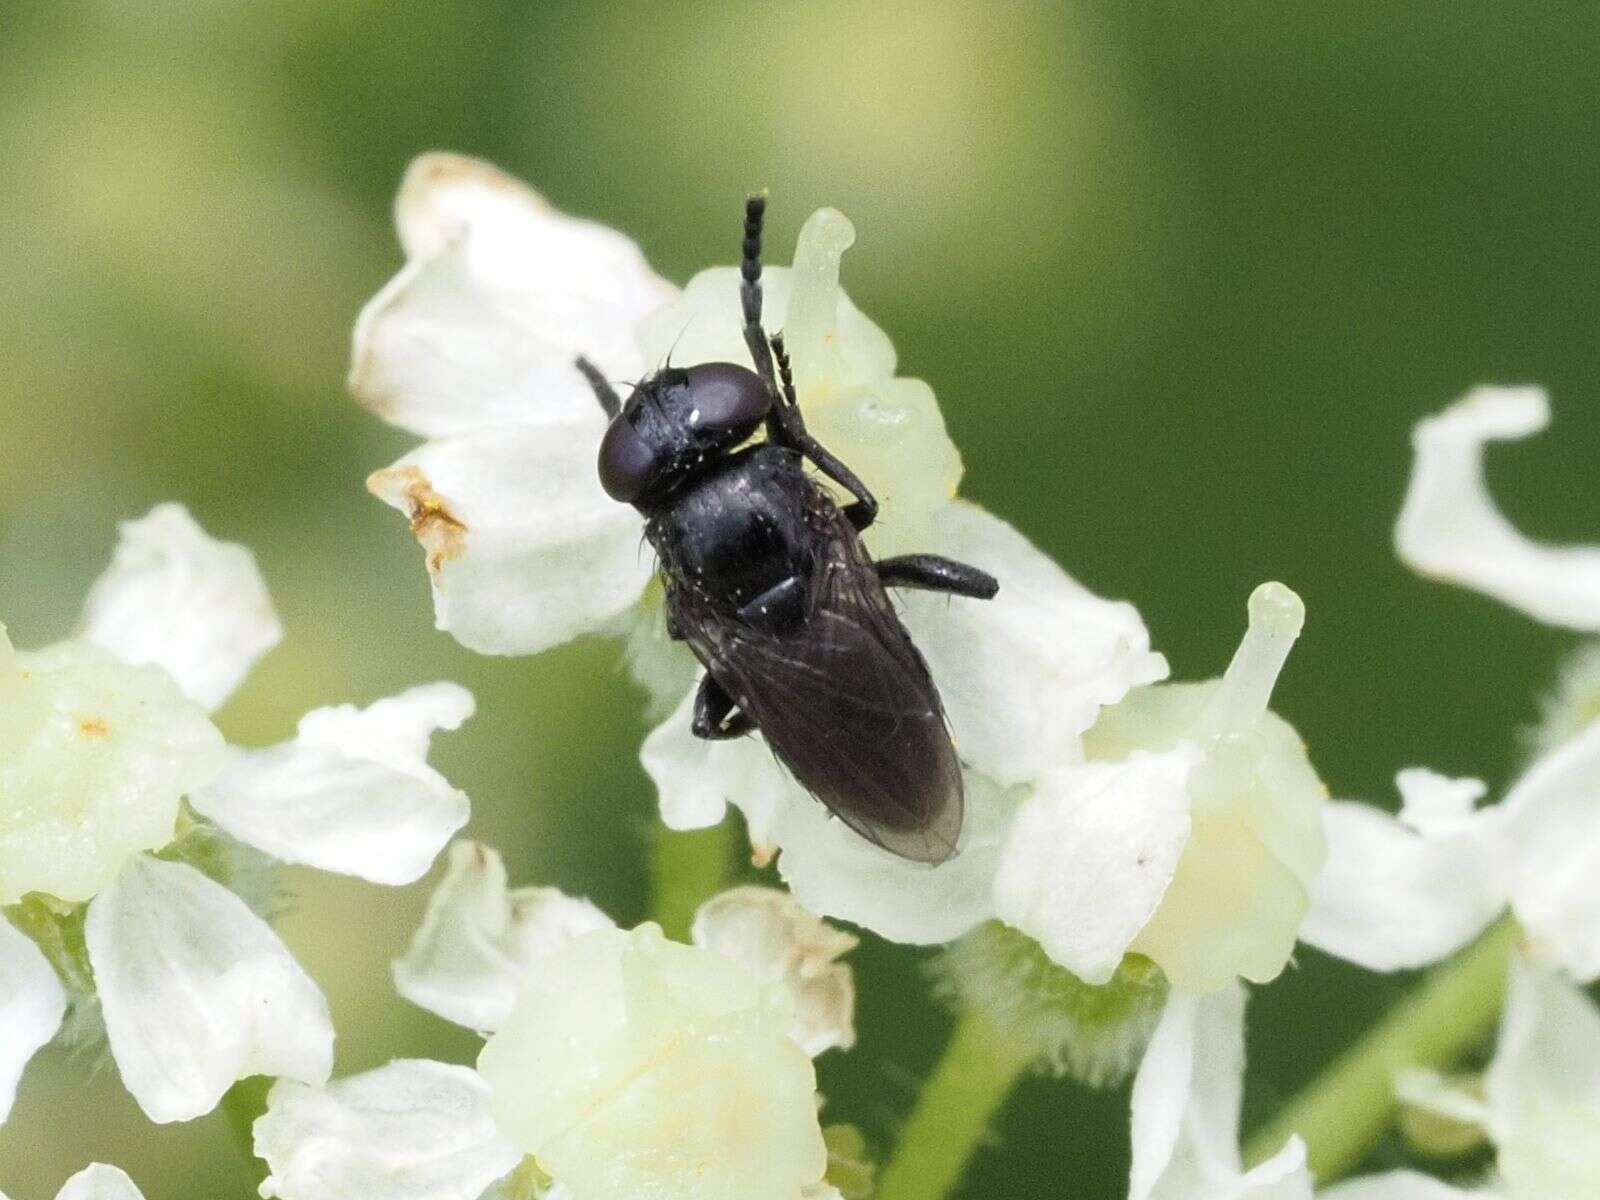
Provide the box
[597,408,657,502]
[682,362,771,436]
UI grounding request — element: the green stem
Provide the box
[649,821,737,941]
[876,1009,1033,1200]
[1244,917,1518,1181]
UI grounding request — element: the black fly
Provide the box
[576,196,997,864]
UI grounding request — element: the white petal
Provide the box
[191,683,473,885]
[393,840,614,1034]
[639,683,788,838]
[1129,986,1314,1200]
[692,887,858,1056]
[55,1165,147,1200]
[1485,955,1600,1133]
[1499,722,1600,981]
[613,593,701,723]
[353,153,676,438]
[1319,1172,1480,1200]
[901,501,1168,785]
[1300,779,1506,972]
[85,855,333,1123]
[79,503,282,712]
[369,425,651,656]
[773,770,1022,945]
[0,915,65,1125]
[1484,956,1600,1198]
[1395,768,1490,835]
[995,747,1196,986]
[1396,386,1600,630]
[256,1059,522,1200]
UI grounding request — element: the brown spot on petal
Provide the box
[750,842,777,870]
[371,465,467,575]
[79,718,110,737]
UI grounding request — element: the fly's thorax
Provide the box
[649,445,820,621]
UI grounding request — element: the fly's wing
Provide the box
[677,511,964,864]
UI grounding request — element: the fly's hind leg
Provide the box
[877,554,998,600]
[691,674,756,740]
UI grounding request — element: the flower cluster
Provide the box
[1,505,472,1127]
[20,153,1599,1200]
[353,153,1332,1013]
[1121,383,1600,1200]
[1302,388,1600,984]
[1129,948,1600,1200]
[253,841,856,1200]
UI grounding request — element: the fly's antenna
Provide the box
[575,355,622,420]
[740,192,766,331]
[770,331,799,409]
[740,192,779,395]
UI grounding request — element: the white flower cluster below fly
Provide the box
[0,504,473,1128]
[352,152,1334,1001]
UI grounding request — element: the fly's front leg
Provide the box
[877,554,998,599]
[691,674,756,740]
[766,333,879,532]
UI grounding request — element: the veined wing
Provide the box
[676,508,963,864]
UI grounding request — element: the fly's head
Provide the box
[597,362,772,512]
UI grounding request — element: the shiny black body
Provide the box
[578,196,997,864]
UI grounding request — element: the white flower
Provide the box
[690,885,857,1056]
[1302,722,1600,981]
[1395,386,1600,630]
[1476,957,1600,1198]
[1132,948,1600,1200]
[355,153,1329,995]
[1129,983,1312,1199]
[262,857,852,1200]
[478,924,826,1200]
[354,153,961,661]
[262,878,844,1200]
[1000,582,1327,992]
[0,504,474,1126]
[0,630,225,906]
[395,841,858,1057]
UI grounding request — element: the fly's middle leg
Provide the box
[877,554,999,600]
[691,674,756,740]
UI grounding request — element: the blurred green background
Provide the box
[3,2,1598,1196]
